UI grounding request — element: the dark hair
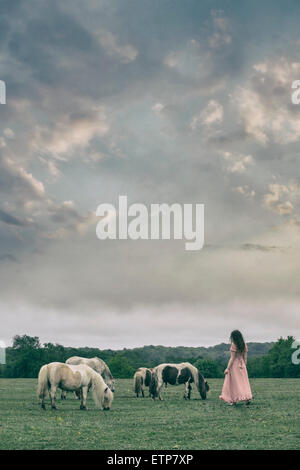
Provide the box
[230,330,246,354]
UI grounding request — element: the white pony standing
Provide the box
[37,362,114,411]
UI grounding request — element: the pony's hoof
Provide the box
[80,405,88,410]
[41,404,46,410]
[51,405,57,410]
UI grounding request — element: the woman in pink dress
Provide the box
[220,330,252,405]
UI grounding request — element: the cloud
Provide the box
[235,57,300,144]
[96,30,138,63]
[235,186,255,199]
[221,151,254,173]
[209,10,232,49]
[0,208,29,227]
[190,100,223,129]
[0,156,45,204]
[263,183,300,215]
[152,103,165,115]
[32,106,109,157]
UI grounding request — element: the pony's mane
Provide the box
[90,368,105,408]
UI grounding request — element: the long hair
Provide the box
[197,371,207,400]
[230,330,246,354]
[145,369,151,387]
[37,364,49,399]
[149,372,158,398]
[134,372,143,395]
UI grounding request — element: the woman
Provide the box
[220,330,252,405]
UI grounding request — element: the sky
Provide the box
[0,0,299,349]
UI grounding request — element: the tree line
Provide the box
[0,335,299,379]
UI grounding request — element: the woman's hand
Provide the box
[224,368,229,375]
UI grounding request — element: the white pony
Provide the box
[133,367,153,397]
[61,356,115,400]
[37,362,114,411]
[150,362,209,401]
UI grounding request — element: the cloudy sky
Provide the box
[0,0,300,349]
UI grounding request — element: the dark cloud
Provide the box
[0,208,28,227]
[0,254,18,263]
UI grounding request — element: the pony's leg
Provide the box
[183,381,192,400]
[158,383,164,401]
[41,390,46,410]
[61,390,66,400]
[188,382,192,400]
[141,385,145,398]
[184,382,188,400]
[50,385,57,410]
[80,387,88,410]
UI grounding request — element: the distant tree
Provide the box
[193,357,223,378]
[13,335,40,350]
[248,337,300,378]
[108,355,135,378]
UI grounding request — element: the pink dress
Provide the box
[219,343,252,403]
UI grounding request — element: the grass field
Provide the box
[0,378,299,450]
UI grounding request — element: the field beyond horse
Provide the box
[0,378,299,450]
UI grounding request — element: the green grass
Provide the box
[0,378,299,449]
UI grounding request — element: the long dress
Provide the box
[219,343,252,403]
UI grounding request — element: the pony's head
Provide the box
[197,371,208,400]
[102,386,114,410]
[107,377,115,393]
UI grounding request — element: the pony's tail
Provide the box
[145,369,151,387]
[134,373,143,396]
[37,364,48,399]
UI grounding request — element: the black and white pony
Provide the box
[150,362,209,401]
[133,367,153,397]
[61,356,115,399]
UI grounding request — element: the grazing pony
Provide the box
[150,362,209,401]
[133,367,153,397]
[37,362,113,411]
[61,356,115,399]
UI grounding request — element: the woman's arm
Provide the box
[224,351,236,374]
